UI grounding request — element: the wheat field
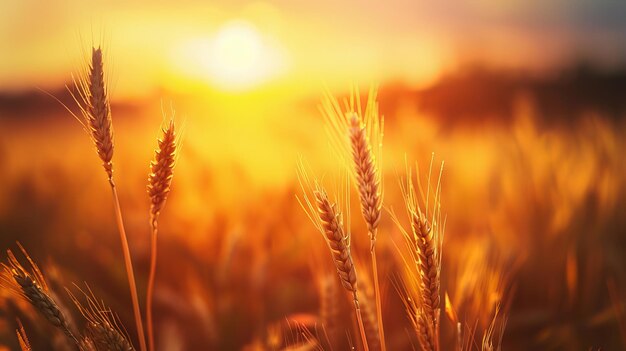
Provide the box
[1,2,626,351]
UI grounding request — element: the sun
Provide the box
[174,20,287,92]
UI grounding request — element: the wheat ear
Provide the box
[85,322,135,351]
[69,286,135,351]
[314,188,369,351]
[348,112,382,244]
[416,313,437,351]
[1,247,80,346]
[80,47,115,181]
[313,188,357,292]
[296,166,369,351]
[411,213,440,331]
[394,159,444,351]
[146,119,177,351]
[73,47,146,351]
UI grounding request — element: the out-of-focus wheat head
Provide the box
[452,240,510,331]
[282,320,323,351]
[444,239,510,351]
[320,86,384,247]
[72,47,114,181]
[391,158,444,351]
[69,287,135,351]
[355,261,381,351]
[0,245,79,345]
[148,119,177,227]
[243,320,322,351]
[315,272,341,347]
[481,303,507,351]
[16,319,31,351]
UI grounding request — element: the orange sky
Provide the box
[1,0,625,98]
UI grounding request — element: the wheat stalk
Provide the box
[72,46,146,351]
[146,119,177,351]
[1,247,80,346]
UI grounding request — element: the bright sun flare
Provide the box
[175,20,287,91]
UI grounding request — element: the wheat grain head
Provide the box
[69,286,135,351]
[320,87,384,248]
[1,246,79,345]
[297,163,358,294]
[390,157,444,351]
[70,47,114,181]
[148,119,177,227]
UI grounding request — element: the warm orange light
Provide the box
[173,20,288,92]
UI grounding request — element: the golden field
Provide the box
[1,1,626,350]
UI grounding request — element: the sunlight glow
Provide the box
[173,20,288,92]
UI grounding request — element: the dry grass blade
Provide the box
[0,246,80,346]
[146,119,177,351]
[69,286,135,351]
[16,319,32,351]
